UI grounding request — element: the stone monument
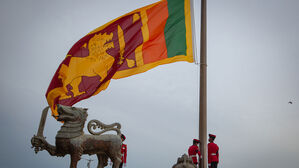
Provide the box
[31,104,122,168]
[172,154,197,168]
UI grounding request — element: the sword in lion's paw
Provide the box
[31,106,49,153]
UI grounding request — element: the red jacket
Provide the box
[188,145,201,164]
[121,143,127,163]
[208,142,219,163]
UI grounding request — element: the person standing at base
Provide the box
[119,134,127,168]
[208,134,219,168]
[188,139,201,166]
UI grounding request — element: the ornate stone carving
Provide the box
[88,119,121,136]
[31,104,122,168]
[172,154,197,168]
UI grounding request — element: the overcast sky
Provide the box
[0,0,298,168]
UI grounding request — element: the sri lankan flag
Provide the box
[46,0,194,117]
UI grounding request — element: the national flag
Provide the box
[46,0,194,117]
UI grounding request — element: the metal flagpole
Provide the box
[199,0,207,168]
[190,0,207,167]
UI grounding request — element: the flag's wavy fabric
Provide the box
[46,0,193,117]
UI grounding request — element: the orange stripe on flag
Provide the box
[142,1,168,64]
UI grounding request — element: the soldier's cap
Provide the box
[121,134,126,140]
[193,139,200,143]
[209,134,216,138]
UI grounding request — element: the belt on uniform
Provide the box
[211,153,217,156]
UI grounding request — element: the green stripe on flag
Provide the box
[164,0,187,58]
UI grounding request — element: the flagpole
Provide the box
[199,0,207,168]
[190,0,207,166]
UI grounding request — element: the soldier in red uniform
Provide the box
[120,134,127,168]
[208,134,219,168]
[188,139,201,166]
